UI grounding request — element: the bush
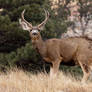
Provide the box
[0,42,43,71]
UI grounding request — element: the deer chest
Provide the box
[43,57,53,63]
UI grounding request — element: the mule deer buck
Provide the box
[19,9,92,83]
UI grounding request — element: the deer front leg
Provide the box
[78,60,90,83]
[50,58,62,78]
[81,64,90,83]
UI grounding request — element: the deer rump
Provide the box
[64,37,91,63]
[60,24,92,66]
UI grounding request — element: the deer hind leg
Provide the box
[89,65,92,79]
[78,60,90,83]
[89,65,92,73]
[50,57,62,78]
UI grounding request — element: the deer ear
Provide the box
[38,25,45,31]
[19,19,31,32]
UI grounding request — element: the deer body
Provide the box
[19,9,92,83]
[31,33,92,82]
[32,36,90,63]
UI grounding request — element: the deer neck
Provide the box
[32,35,46,56]
[35,38,44,50]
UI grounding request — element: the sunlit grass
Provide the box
[0,69,92,92]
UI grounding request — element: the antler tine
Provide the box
[21,9,32,28]
[37,9,49,29]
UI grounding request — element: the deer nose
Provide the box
[32,32,37,35]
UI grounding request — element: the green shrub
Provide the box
[0,42,42,71]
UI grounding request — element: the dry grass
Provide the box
[0,69,92,92]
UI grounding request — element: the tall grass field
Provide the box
[0,69,92,92]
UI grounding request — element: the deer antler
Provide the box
[20,9,49,31]
[37,9,49,30]
[21,9,33,28]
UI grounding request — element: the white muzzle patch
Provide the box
[31,30,39,34]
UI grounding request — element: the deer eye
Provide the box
[29,30,32,32]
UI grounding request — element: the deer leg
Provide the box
[89,66,92,74]
[78,60,90,83]
[89,65,92,80]
[50,67,54,77]
[50,58,62,78]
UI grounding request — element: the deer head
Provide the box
[19,9,49,42]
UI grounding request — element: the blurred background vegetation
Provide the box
[0,0,92,75]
